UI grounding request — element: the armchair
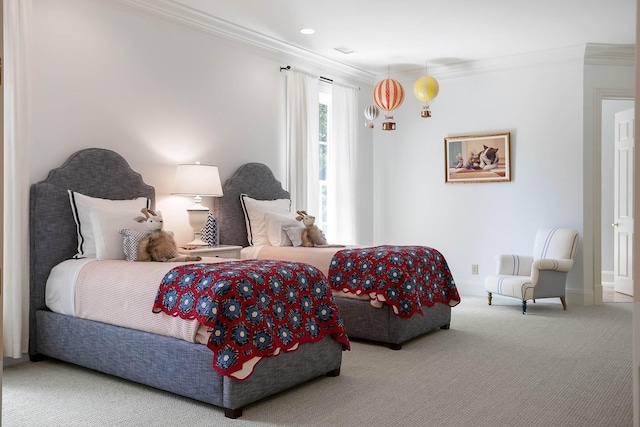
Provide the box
[484,228,579,314]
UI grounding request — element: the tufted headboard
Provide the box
[213,163,290,247]
[29,148,155,357]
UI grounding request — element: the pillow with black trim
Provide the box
[240,194,291,246]
[68,190,150,258]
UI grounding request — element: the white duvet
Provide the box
[45,258,227,345]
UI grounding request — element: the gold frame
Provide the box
[444,132,511,184]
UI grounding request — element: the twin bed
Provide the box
[214,162,460,350]
[29,149,459,419]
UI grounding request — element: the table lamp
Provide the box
[171,162,223,246]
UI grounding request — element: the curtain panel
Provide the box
[285,69,319,215]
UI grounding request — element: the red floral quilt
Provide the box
[152,260,350,379]
[328,245,460,317]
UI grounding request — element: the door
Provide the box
[613,107,634,296]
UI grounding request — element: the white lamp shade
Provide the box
[171,164,223,197]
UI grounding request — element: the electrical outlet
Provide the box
[472,264,478,275]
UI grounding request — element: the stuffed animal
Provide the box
[134,208,201,262]
[465,151,481,170]
[478,145,499,170]
[295,210,328,247]
[454,153,464,169]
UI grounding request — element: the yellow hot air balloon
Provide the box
[413,75,439,118]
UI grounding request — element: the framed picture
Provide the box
[444,132,511,183]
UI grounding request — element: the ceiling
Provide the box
[172,0,636,75]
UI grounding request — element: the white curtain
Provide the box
[285,69,320,215]
[4,0,32,357]
[327,83,358,244]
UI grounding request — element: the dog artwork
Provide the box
[478,145,499,170]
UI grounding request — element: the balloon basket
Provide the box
[421,108,432,118]
[382,121,396,131]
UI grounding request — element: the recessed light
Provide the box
[300,28,315,35]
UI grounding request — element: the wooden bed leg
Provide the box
[487,292,492,306]
[440,323,450,330]
[224,407,243,419]
[326,367,341,377]
[560,296,567,310]
[389,343,402,350]
[29,353,47,362]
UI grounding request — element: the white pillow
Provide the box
[284,226,304,247]
[68,190,150,258]
[240,194,291,246]
[265,212,304,246]
[91,207,149,260]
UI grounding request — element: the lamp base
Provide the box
[186,233,209,247]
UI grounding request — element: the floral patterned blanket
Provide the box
[328,245,460,317]
[152,260,350,380]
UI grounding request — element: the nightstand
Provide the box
[178,245,242,259]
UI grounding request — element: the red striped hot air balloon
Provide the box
[373,78,405,130]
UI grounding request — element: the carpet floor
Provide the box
[2,295,632,426]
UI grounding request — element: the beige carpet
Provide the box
[2,295,632,426]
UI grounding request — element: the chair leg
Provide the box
[522,300,527,314]
[487,292,492,306]
[560,296,567,310]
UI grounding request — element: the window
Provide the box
[318,84,331,235]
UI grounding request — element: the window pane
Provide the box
[319,103,328,143]
[319,144,327,180]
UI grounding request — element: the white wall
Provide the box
[29,0,374,246]
[373,59,587,297]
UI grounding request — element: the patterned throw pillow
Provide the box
[119,229,150,261]
[283,226,304,247]
[119,229,175,261]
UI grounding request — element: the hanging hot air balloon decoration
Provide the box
[373,78,405,130]
[363,105,379,128]
[413,62,439,118]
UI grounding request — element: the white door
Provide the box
[613,107,634,296]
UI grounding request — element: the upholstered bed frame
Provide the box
[29,149,342,419]
[213,162,452,350]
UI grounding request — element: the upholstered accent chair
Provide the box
[484,228,579,314]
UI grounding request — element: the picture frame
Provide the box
[444,132,511,184]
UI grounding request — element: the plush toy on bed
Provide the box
[295,210,328,247]
[134,208,201,262]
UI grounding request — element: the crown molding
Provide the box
[584,43,635,66]
[105,0,375,85]
[389,45,590,81]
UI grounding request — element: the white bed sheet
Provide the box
[45,257,226,344]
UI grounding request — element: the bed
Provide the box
[29,148,347,419]
[213,162,460,350]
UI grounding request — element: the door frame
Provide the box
[593,88,635,305]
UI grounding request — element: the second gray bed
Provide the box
[214,162,457,350]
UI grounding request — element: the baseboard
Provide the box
[602,270,614,285]
[455,280,486,297]
[567,287,596,306]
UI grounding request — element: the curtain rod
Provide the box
[280,65,333,84]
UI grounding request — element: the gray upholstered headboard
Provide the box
[29,148,155,357]
[213,163,290,247]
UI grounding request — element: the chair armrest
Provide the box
[532,258,574,272]
[495,254,533,276]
